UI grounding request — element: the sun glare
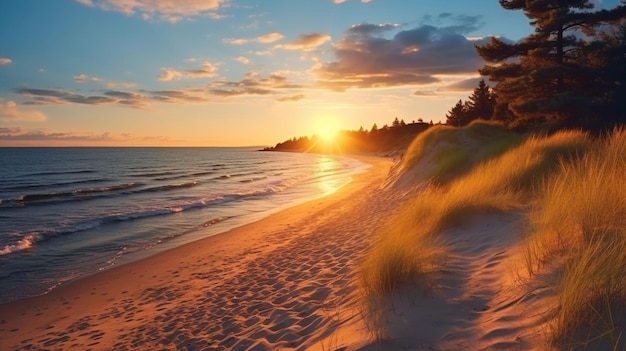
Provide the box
[314,117,340,142]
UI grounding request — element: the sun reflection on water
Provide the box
[316,156,346,195]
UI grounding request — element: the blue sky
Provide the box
[0,0,618,146]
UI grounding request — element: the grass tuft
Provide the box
[524,128,626,349]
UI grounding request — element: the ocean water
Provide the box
[0,147,368,304]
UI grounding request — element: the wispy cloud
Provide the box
[0,57,12,65]
[0,127,172,145]
[0,101,47,121]
[439,76,492,92]
[235,56,250,64]
[157,61,218,81]
[73,74,103,83]
[224,32,285,45]
[279,33,331,51]
[15,88,150,108]
[314,20,491,91]
[207,72,302,97]
[276,94,305,102]
[104,81,137,89]
[257,32,284,43]
[75,0,227,23]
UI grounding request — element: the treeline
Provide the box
[448,1,626,132]
[263,118,432,154]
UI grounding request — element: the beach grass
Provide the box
[359,122,626,348]
[524,128,626,349]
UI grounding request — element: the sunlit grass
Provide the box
[359,122,615,344]
[524,128,626,349]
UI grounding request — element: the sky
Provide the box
[0,0,618,146]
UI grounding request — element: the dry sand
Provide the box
[0,156,399,351]
[362,212,553,351]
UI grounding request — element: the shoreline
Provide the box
[0,155,395,350]
[0,151,370,306]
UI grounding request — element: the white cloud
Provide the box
[0,57,12,65]
[0,101,47,121]
[224,32,285,46]
[75,0,226,23]
[157,68,184,81]
[73,74,103,83]
[236,56,250,64]
[157,61,217,81]
[223,38,249,45]
[257,32,284,43]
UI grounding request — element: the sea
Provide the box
[0,147,368,304]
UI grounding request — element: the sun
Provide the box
[314,117,340,142]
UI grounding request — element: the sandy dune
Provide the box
[0,156,398,351]
[363,212,553,351]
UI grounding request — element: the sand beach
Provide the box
[0,156,397,350]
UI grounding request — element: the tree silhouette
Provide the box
[476,0,626,130]
[446,100,469,127]
[465,79,495,121]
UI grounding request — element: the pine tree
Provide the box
[476,0,626,130]
[446,100,469,127]
[465,79,495,121]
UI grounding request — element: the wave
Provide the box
[133,181,199,194]
[154,171,215,181]
[0,183,292,256]
[3,180,201,207]
[0,233,40,255]
[239,176,268,183]
[9,182,141,204]
[2,178,111,192]
[25,170,95,177]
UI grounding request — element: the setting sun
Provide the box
[314,117,340,142]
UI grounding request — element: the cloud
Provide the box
[75,0,226,23]
[257,32,284,43]
[276,94,305,102]
[412,90,437,96]
[439,76,494,92]
[157,61,217,81]
[235,56,250,64]
[314,21,491,90]
[224,32,285,45]
[0,101,47,121]
[206,72,302,97]
[0,127,172,145]
[14,69,306,109]
[156,68,183,81]
[73,74,103,83]
[149,90,210,103]
[15,88,150,108]
[280,33,331,51]
[104,81,137,89]
[223,38,249,45]
[0,57,12,65]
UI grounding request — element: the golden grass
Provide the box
[524,128,626,349]
[359,122,621,345]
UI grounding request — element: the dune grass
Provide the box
[524,128,626,349]
[359,121,610,344]
[399,121,523,184]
